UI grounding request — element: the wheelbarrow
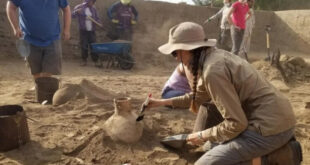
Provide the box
[91,40,135,70]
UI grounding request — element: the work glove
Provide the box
[131,20,137,25]
[112,19,119,24]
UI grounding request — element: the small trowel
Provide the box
[160,134,188,149]
[136,93,152,121]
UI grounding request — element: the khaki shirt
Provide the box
[172,49,296,143]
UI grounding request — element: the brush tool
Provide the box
[136,94,152,121]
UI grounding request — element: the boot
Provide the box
[262,137,303,165]
[35,77,59,104]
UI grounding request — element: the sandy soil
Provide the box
[0,1,310,164]
[0,54,309,165]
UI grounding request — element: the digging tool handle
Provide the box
[87,15,104,29]
[26,116,39,123]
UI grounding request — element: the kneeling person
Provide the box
[148,22,297,165]
[161,63,191,99]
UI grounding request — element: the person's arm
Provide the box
[187,66,248,144]
[6,1,22,38]
[107,2,118,20]
[203,7,223,24]
[72,4,84,18]
[62,6,71,40]
[227,6,235,25]
[252,10,255,27]
[245,8,252,21]
[131,5,138,20]
[210,7,224,21]
[148,98,173,108]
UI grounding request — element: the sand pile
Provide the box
[280,55,310,82]
[53,79,120,106]
[1,57,310,164]
[252,55,310,84]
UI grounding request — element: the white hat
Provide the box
[158,22,216,55]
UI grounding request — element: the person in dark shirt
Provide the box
[72,0,101,66]
[107,0,138,40]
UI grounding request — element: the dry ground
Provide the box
[0,55,309,165]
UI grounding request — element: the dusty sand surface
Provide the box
[0,53,309,165]
[0,1,310,164]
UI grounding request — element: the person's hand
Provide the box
[62,30,70,41]
[234,25,241,30]
[14,28,23,38]
[131,20,137,25]
[112,19,119,24]
[186,132,205,146]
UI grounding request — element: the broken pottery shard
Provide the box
[104,97,143,143]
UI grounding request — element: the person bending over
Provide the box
[148,22,297,165]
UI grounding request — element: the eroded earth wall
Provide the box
[0,0,309,63]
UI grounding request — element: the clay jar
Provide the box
[104,97,143,143]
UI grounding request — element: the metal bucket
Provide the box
[0,105,30,151]
[35,77,59,104]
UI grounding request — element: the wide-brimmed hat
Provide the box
[158,22,216,55]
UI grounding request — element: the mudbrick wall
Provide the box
[0,0,309,63]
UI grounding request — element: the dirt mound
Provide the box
[252,55,310,84]
[281,55,310,82]
[0,1,310,164]
[1,59,310,164]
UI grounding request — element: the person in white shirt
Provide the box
[204,0,232,51]
[72,0,101,66]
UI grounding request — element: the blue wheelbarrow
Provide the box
[91,40,135,70]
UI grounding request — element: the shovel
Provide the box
[160,134,188,149]
[87,15,107,31]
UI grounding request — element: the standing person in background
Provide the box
[107,0,138,40]
[227,0,251,55]
[72,0,101,67]
[204,0,232,51]
[6,0,71,79]
[161,63,191,99]
[239,0,255,61]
